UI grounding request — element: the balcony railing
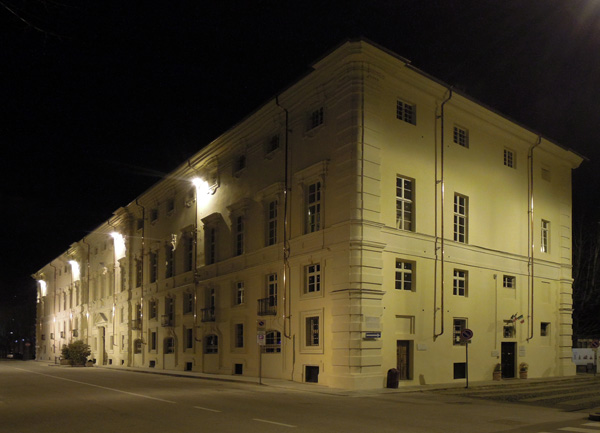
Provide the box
[201,307,215,322]
[257,297,277,316]
[161,314,174,327]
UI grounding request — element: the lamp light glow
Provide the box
[110,232,126,260]
[68,260,80,281]
[38,280,47,297]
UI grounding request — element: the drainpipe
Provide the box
[275,95,292,341]
[434,88,453,339]
[135,199,146,365]
[527,136,541,341]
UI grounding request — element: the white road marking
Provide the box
[253,418,296,428]
[581,424,600,428]
[12,367,177,404]
[194,406,222,412]
[558,427,600,432]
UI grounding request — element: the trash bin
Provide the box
[387,368,400,388]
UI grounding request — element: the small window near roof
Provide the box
[396,99,416,125]
[453,126,468,148]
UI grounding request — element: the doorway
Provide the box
[396,340,411,380]
[501,342,516,378]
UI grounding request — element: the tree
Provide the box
[61,340,91,366]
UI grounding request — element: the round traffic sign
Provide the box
[591,340,599,349]
[461,328,474,341]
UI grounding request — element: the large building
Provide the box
[33,39,583,390]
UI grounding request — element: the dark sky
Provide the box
[2,0,600,308]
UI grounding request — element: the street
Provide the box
[0,360,597,433]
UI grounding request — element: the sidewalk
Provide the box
[89,363,600,397]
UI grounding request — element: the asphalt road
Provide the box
[0,360,596,433]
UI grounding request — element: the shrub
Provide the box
[61,340,91,366]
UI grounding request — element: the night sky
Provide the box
[2,0,600,313]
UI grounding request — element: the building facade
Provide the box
[33,40,583,390]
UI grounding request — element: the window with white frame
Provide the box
[503,148,516,168]
[503,275,516,289]
[150,330,157,351]
[453,126,469,148]
[266,200,278,246]
[395,259,414,291]
[396,176,414,231]
[541,220,550,253]
[205,226,217,265]
[453,318,467,345]
[185,327,193,349]
[453,194,468,243]
[234,215,244,256]
[306,181,322,233]
[267,273,277,307]
[304,263,321,294]
[149,299,158,320]
[164,337,175,354]
[308,107,324,130]
[396,99,416,125]
[306,316,319,347]
[234,281,245,305]
[453,269,468,297]
[265,330,281,353]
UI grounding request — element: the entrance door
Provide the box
[396,340,411,380]
[501,342,516,378]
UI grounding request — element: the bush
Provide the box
[61,340,91,366]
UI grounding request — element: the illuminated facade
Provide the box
[33,40,583,389]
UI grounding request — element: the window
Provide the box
[149,299,158,320]
[135,259,142,288]
[134,339,142,354]
[164,337,175,354]
[305,263,321,294]
[185,328,193,349]
[205,334,218,354]
[266,134,280,154]
[233,154,246,176]
[453,318,467,345]
[165,246,174,278]
[167,198,175,215]
[183,292,194,315]
[163,297,174,326]
[265,330,281,353]
[306,316,320,347]
[396,99,416,125]
[206,227,217,265]
[133,303,142,328]
[306,181,322,233]
[541,220,550,253]
[150,331,157,351]
[395,260,414,291]
[234,215,244,256]
[150,208,158,222]
[453,270,467,297]
[234,324,244,348]
[234,281,244,305]
[541,322,550,336]
[454,362,466,379]
[503,148,516,168]
[184,234,194,272]
[453,126,468,148]
[149,251,158,283]
[503,275,515,289]
[453,194,468,243]
[267,274,277,307]
[308,107,324,130]
[396,176,414,231]
[266,200,278,246]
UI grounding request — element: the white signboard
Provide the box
[572,348,596,365]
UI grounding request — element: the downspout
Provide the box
[434,88,453,339]
[135,199,146,365]
[275,96,292,341]
[527,136,541,341]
